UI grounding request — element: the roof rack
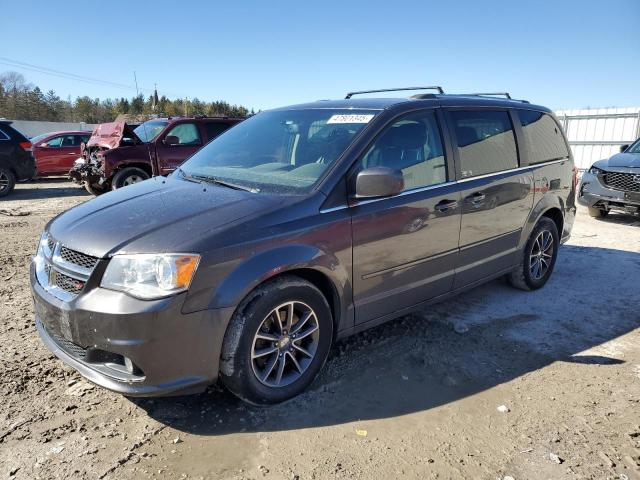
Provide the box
[345,86,444,99]
[465,92,512,99]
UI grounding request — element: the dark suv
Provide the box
[578,138,640,217]
[70,116,244,195]
[0,120,36,197]
[31,88,576,404]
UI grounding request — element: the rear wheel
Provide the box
[220,276,333,405]
[508,217,559,291]
[587,206,609,218]
[112,167,150,190]
[0,168,16,198]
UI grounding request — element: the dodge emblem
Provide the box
[633,174,640,184]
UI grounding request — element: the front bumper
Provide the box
[31,263,234,396]
[578,171,640,213]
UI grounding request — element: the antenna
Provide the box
[133,71,150,144]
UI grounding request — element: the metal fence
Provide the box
[554,107,640,170]
[3,119,96,138]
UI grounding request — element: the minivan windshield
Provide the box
[133,120,169,142]
[176,109,379,194]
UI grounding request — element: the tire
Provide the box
[112,167,150,190]
[84,181,108,196]
[220,276,333,405]
[508,217,559,291]
[0,168,16,198]
[587,206,609,218]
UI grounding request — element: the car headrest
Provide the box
[382,122,427,149]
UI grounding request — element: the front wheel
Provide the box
[220,276,333,405]
[587,206,609,218]
[508,217,559,291]
[112,167,150,190]
[84,181,108,196]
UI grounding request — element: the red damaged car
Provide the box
[70,116,244,195]
[31,131,91,176]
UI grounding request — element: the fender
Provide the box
[518,192,565,250]
[208,244,351,327]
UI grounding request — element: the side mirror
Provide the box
[620,144,629,153]
[354,167,404,199]
[164,135,179,146]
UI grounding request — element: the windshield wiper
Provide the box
[188,173,259,193]
[176,167,200,184]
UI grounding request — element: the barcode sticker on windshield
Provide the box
[327,114,375,124]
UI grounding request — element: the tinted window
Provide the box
[204,122,230,141]
[518,110,569,163]
[451,110,518,178]
[78,134,90,144]
[0,128,8,140]
[166,123,201,145]
[61,135,78,147]
[360,110,447,191]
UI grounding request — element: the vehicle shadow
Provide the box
[595,213,640,226]
[8,179,89,201]
[132,244,640,435]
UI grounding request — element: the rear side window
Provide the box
[204,122,231,141]
[451,110,518,178]
[518,110,569,163]
[360,110,447,191]
[0,128,8,140]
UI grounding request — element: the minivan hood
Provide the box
[85,122,141,149]
[48,176,283,258]
[603,152,640,168]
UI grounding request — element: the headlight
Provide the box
[101,254,200,300]
[588,166,604,175]
[36,232,52,259]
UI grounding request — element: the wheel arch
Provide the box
[519,195,565,249]
[204,245,350,336]
[113,162,153,177]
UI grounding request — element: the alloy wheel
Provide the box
[0,171,9,191]
[529,230,554,280]
[251,301,320,388]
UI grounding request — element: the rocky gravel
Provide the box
[1,178,639,479]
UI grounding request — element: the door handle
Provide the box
[466,192,486,204]
[434,199,458,213]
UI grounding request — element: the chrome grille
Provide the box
[602,171,640,192]
[36,234,98,302]
[60,246,98,270]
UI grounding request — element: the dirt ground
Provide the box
[1,178,639,480]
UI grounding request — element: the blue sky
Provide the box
[1,0,638,111]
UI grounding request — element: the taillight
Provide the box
[19,141,33,152]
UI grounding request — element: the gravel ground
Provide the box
[1,178,639,480]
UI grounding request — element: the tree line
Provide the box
[0,71,252,124]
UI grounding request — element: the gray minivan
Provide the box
[31,88,576,404]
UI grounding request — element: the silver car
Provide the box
[579,139,640,217]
